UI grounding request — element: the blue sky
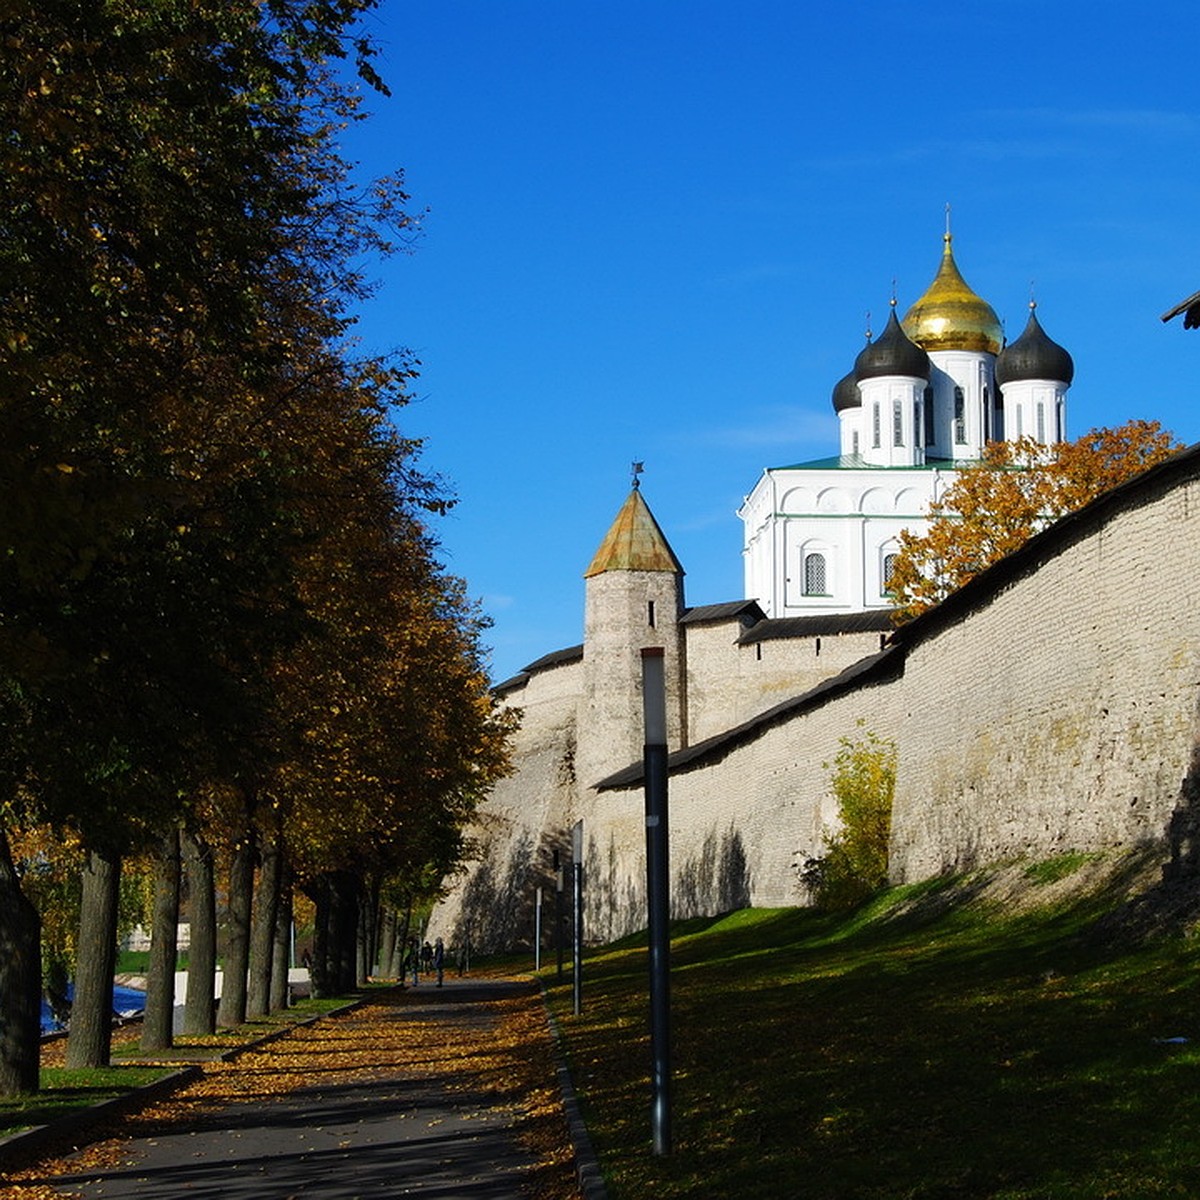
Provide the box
[339,1,1200,684]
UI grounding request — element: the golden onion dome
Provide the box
[901,233,1003,356]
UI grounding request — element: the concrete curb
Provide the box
[541,989,609,1200]
[0,1063,201,1172]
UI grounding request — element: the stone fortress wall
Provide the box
[429,446,1200,951]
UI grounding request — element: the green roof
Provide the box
[769,454,967,472]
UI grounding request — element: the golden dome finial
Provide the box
[900,217,1003,355]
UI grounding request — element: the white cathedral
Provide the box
[740,227,1074,617]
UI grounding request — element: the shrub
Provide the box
[803,725,896,910]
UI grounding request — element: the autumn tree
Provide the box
[888,420,1183,621]
[0,0,409,1089]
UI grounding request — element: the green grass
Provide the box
[0,1065,173,1135]
[114,949,191,974]
[544,873,1200,1199]
[1022,851,1100,886]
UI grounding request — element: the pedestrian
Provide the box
[407,937,420,987]
[433,937,445,987]
[422,940,434,974]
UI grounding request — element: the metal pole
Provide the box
[642,647,672,1156]
[572,820,584,1017]
[555,851,564,981]
[535,885,543,973]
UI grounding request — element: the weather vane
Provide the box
[631,461,645,490]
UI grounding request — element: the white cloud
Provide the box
[682,405,837,450]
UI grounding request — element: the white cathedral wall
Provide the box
[740,471,780,615]
[770,469,942,614]
[927,350,994,459]
[1000,379,1068,444]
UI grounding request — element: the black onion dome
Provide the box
[832,369,860,412]
[854,309,931,382]
[995,307,1074,385]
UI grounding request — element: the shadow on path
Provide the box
[30,976,571,1199]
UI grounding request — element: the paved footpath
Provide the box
[7,978,584,1200]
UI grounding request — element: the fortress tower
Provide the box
[577,485,686,793]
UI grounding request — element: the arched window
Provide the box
[852,429,860,456]
[953,386,966,444]
[872,404,881,448]
[882,552,898,595]
[1037,401,1046,442]
[892,399,903,447]
[923,386,935,446]
[913,400,922,448]
[804,552,827,596]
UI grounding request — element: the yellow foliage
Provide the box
[889,420,1182,621]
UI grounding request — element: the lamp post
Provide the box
[554,850,564,981]
[642,647,672,1155]
[535,885,542,972]
[572,820,584,1017]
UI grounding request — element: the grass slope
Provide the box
[545,860,1200,1199]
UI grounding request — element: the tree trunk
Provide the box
[182,831,217,1036]
[269,861,293,1012]
[0,827,41,1095]
[332,871,359,992]
[355,893,370,987]
[66,848,120,1069]
[397,896,414,981]
[246,824,282,1019]
[365,878,380,977]
[216,831,255,1028]
[378,904,397,981]
[310,875,332,999]
[141,827,181,1051]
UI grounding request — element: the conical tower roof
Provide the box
[901,233,1003,355]
[584,488,684,578]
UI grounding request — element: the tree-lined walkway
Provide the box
[2,978,582,1200]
